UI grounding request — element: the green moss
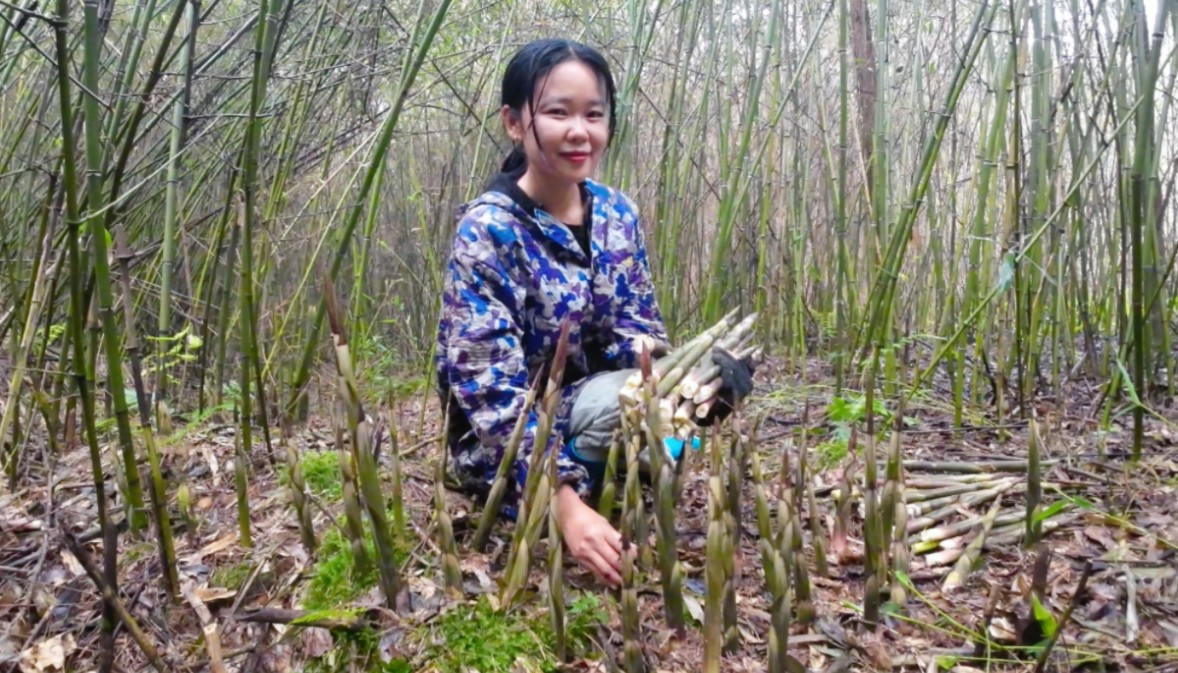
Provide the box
[304,526,414,612]
[422,597,555,673]
[304,528,378,611]
[211,560,253,589]
[418,593,607,673]
[281,450,343,501]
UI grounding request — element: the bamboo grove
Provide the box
[0,0,1175,668]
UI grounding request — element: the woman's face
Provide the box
[503,60,610,186]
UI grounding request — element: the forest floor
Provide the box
[2,355,1177,672]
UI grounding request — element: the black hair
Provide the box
[498,38,618,173]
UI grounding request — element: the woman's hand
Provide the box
[554,484,625,587]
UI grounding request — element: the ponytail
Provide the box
[500,145,527,173]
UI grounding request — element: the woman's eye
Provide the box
[588,111,604,120]
[547,108,567,117]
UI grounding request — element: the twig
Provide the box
[61,529,172,673]
[182,584,228,673]
[1033,560,1093,673]
[235,607,370,630]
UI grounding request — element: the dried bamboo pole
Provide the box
[942,494,1005,591]
[922,515,1079,566]
[902,460,1058,473]
[905,480,1019,533]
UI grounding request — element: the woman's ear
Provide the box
[500,105,522,143]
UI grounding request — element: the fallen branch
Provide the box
[61,529,172,673]
[183,585,228,673]
[902,460,1059,473]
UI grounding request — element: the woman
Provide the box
[435,38,753,587]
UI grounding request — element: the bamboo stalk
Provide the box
[337,407,370,577]
[434,412,462,600]
[621,537,644,673]
[1025,417,1042,546]
[282,427,316,555]
[597,430,622,521]
[503,321,571,608]
[80,0,149,534]
[52,3,117,660]
[324,280,401,609]
[62,531,170,673]
[233,425,252,548]
[703,436,726,673]
[470,376,540,552]
[547,451,566,663]
[643,373,684,632]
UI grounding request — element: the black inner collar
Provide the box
[489,166,593,258]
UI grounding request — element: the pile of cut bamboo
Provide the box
[619,309,762,440]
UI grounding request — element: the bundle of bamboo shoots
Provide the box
[619,310,762,441]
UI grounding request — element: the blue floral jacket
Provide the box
[435,175,669,504]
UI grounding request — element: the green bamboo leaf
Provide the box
[1062,494,1095,511]
[1033,500,1068,524]
[1031,594,1057,638]
[1115,357,1142,406]
[996,253,1016,293]
[895,569,913,590]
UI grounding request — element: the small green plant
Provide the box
[144,324,203,389]
[349,333,426,403]
[814,437,850,471]
[826,393,894,435]
[161,401,235,447]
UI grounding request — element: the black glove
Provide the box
[698,347,755,427]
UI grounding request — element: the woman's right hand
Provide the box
[554,484,625,587]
